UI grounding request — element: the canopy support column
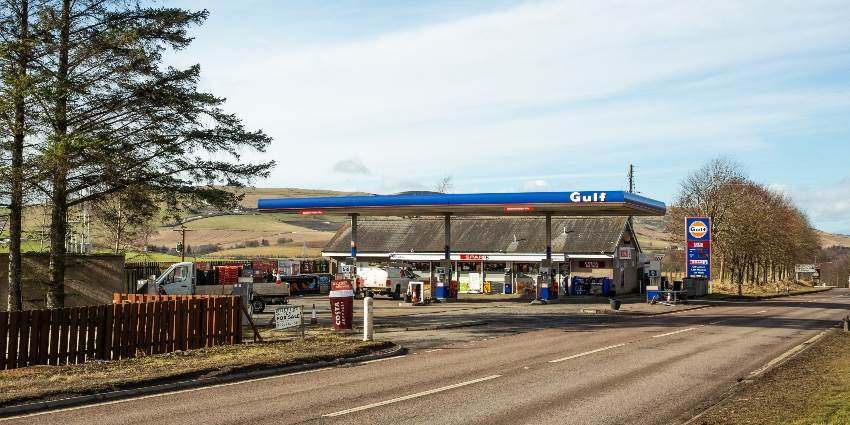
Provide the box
[536,213,553,303]
[349,213,358,258]
[349,214,357,265]
[444,213,451,261]
[436,214,452,300]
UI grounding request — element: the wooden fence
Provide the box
[0,295,242,370]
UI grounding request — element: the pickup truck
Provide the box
[356,266,415,299]
[141,262,290,313]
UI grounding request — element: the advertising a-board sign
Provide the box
[329,279,354,332]
[686,217,712,279]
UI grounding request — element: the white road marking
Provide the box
[360,355,407,364]
[322,375,502,417]
[424,349,442,353]
[748,330,830,378]
[652,327,698,338]
[0,367,334,422]
[708,319,731,325]
[548,344,627,363]
[756,310,768,314]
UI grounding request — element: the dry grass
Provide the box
[204,245,323,258]
[696,331,850,425]
[0,331,388,407]
[708,281,827,298]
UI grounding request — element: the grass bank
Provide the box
[706,281,828,299]
[0,332,388,408]
[696,330,850,425]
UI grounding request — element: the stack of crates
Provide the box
[216,265,241,285]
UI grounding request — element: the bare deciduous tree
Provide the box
[435,176,453,194]
[669,157,819,295]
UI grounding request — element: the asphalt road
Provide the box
[6,289,850,425]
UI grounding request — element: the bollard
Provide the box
[310,303,318,325]
[844,315,849,333]
[363,296,374,341]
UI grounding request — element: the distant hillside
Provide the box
[816,230,850,249]
[5,188,848,258]
[226,187,369,210]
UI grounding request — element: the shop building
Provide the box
[322,216,643,297]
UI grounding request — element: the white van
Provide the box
[356,266,415,299]
[145,262,290,313]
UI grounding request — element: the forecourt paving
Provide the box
[5,289,849,425]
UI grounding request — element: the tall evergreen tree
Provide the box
[0,0,40,311]
[32,1,273,307]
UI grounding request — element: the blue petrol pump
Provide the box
[434,260,453,301]
[538,259,552,300]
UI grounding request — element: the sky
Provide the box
[166,0,850,234]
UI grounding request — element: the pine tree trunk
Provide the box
[47,0,72,309]
[47,179,67,308]
[7,0,29,312]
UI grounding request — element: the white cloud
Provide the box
[522,179,548,191]
[180,0,850,212]
[788,178,850,233]
[333,158,371,175]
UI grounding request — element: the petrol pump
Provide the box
[434,260,453,301]
[644,260,662,302]
[536,259,554,301]
[339,257,357,288]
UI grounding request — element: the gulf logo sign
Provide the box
[686,217,711,242]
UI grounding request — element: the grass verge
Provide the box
[706,281,828,300]
[0,331,388,408]
[695,330,850,425]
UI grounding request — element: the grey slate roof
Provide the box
[323,217,634,255]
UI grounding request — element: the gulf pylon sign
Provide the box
[686,217,711,279]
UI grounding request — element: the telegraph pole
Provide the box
[173,226,193,262]
[627,163,636,228]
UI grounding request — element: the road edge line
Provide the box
[0,343,408,420]
[680,327,836,425]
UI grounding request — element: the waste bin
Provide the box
[609,298,621,311]
[329,279,354,332]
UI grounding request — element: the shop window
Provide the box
[485,262,506,272]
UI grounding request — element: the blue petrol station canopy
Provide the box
[257,190,666,217]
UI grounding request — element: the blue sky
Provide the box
[167,0,850,234]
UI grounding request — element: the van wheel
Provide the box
[392,286,401,300]
[251,298,266,314]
